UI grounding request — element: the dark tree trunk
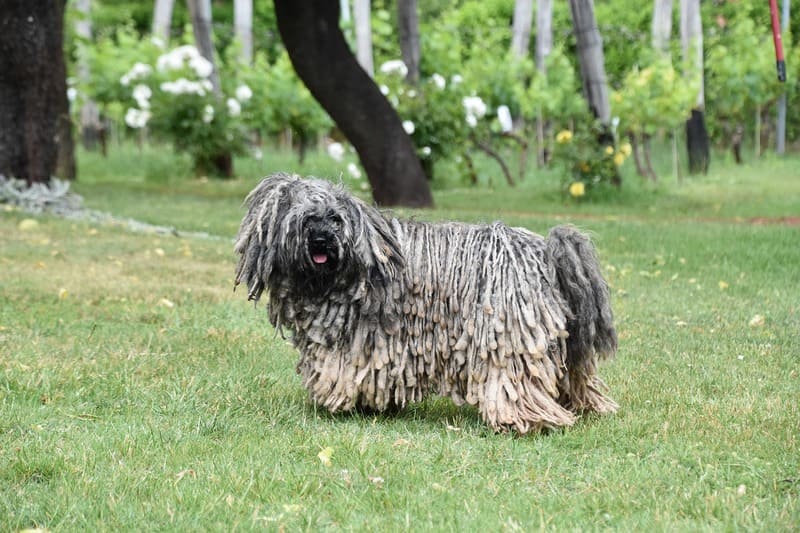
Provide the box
[0,0,73,185]
[274,0,433,208]
[686,109,709,173]
[397,0,421,85]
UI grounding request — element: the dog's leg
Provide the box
[562,367,619,415]
[478,363,576,433]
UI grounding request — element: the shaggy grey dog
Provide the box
[235,173,618,433]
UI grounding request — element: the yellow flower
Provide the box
[569,182,585,197]
[613,152,625,166]
[579,161,591,173]
[556,130,573,144]
[604,145,614,155]
[613,92,623,103]
[619,142,632,157]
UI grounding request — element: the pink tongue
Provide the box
[312,253,328,264]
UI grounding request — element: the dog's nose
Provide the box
[310,235,328,246]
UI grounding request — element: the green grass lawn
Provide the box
[1,146,799,530]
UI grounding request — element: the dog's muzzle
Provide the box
[306,229,339,270]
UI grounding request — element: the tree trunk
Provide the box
[152,0,175,44]
[535,0,553,71]
[535,0,553,166]
[186,0,232,177]
[0,0,73,185]
[569,0,617,184]
[397,0,420,84]
[75,0,102,151]
[274,0,433,207]
[569,0,611,127]
[568,0,611,127]
[652,0,673,55]
[680,0,709,174]
[353,0,374,77]
[186,0,221,95]
[234,0,253,64]
[511,0,534,57]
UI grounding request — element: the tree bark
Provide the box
[186,0,221,95]
[652,0,673,55]
[0,0,73,185]
[75,0,102,151]
[511,0,534,58]
[568,0,611,127]
[397,0,420,84]
[234,0,253,64]
[535,0,553,166]
[535,0,553,71]
[152,0,175,44]
[274,0,433,207]
[353,0,374,77]
[186,0,232,177]
[680,0,709,174]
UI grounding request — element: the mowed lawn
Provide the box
[1,151,799,530]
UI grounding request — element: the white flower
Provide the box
[379,59,408,77]
[235,84,253,102]
[497,105,513,133]
[156,45,201,72]
[252,147,263,161]
[226,97,241,117]
[201,80,213,93]
[407,89,417,98]
[451,74,463,85]
[160,78,206,96]
[379,84,390,96]
[463,95,487,128]
[202,104,214,124]
[189,55,214,78]
[124,108,150,129]
[431,73,446,90]
[120,62,153,86]
[402,120,415,135]
[132,84,152,109]
[421,146,432,156]
[327,142,345,161]
[462,96,487,119]
[347,162,362,179]
[67,87,77,102]
[150,36,166,49]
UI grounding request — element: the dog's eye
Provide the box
[329,213,343,226]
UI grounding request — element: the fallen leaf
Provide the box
[58,288,68,300]
[175,469,196,482]
[154,248,165,257]
[18,218,39,231]
[317,446,333,467]
[225,494,235,507]
[737,484,746,496]
[283,504,302,513]
[368,475,384,486]
[158,298,175,308]
[718,280,729,290]
[749,314,765,327]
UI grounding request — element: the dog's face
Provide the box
[291,207,350,295]
[235,174,404,304]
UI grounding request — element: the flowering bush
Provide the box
[237,51,332,159]
[551,122,631,199]
[115,43,253,176]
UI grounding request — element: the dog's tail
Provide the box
[546,225,617,368]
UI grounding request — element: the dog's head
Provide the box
[235,173,403,302]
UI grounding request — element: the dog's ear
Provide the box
[337,191,404,286]
[234,173,297,302]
